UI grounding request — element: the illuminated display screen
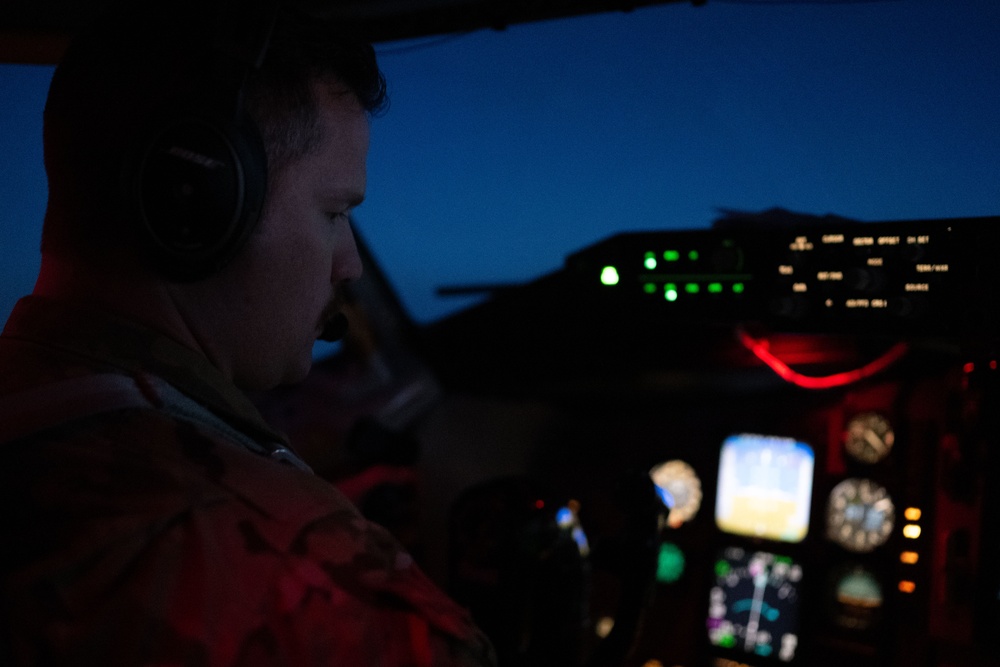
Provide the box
[707,547,803,662]
[715,434,815,543]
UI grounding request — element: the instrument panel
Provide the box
[573,360,986,667]
[567,216,1000,338]
[423,216,1000,667]
[442,347,990,667]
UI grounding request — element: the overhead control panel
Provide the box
[566,216,1000,339]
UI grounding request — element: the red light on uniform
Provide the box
[963,362,975,374]
[534,499,545,510]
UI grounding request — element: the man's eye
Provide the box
[327,211,349,224]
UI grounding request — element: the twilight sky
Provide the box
[2,0,998,334]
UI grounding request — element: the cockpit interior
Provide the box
[3,1,998,665]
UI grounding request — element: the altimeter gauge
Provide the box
[826,478,895,553]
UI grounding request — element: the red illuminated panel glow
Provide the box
[737,329,909,390]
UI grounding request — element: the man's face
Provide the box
[187,82,369,390]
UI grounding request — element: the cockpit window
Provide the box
[1,0,997,327]
[360,0,998,323]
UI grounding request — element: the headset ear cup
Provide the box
[132,114,267,281]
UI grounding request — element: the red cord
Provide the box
[736,328,910,389]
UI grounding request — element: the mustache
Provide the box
[317,281,355,342]
[318,311,349,342]
[318,287,351,342]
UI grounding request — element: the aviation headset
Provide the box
[126,0,281,281]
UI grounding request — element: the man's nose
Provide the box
[335,223,364,283]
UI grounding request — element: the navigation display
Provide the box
[707,547,803,662]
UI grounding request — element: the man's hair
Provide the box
[40,0,387,259]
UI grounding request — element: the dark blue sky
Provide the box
[3,0,998,333]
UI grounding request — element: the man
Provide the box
[0,1,495,664]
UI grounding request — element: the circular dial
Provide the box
[826,478,895,553]
[844,412,894,464]
[650,459,703,528]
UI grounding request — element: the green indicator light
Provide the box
[643,282,656,294]
[664,283,679,302]
[708,282,723,294]
[719,635,736,649]
[644,257,657,270]
[664,250,680,262]
[714,560,731,577]
[656,542,686,583]
[732,282,745,294]
[688,250,700,261]
[685,283,700,294]
[600,266,620,286]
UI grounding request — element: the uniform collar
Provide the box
[2,295,289,447]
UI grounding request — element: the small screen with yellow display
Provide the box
[715,434,814,543]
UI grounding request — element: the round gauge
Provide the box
[650,459,703,528]
[845,412,894,464]
[826,478,895,553]
[829,564,883,632]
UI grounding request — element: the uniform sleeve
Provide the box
[3,408,496,667]
[18,496,496,667]
[228,509,497,667]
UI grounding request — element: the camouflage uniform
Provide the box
[0,296,496,666]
